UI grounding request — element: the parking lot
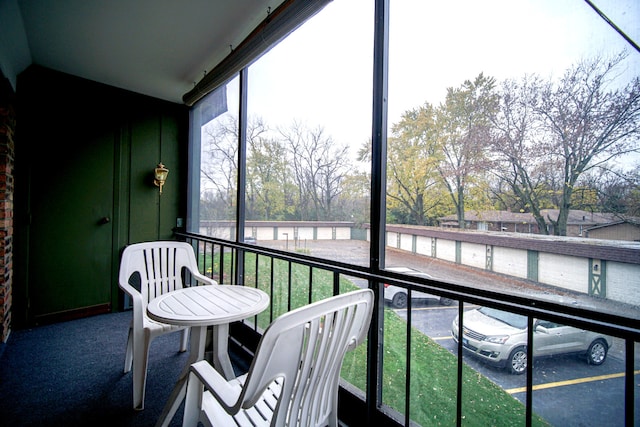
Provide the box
[275,239,636,356]
[392,301,636,426]
[262,238,639,425]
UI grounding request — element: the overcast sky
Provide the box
[217,0,639,167]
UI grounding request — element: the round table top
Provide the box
[147,285,270,327]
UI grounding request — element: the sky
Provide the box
[212,0,639,169]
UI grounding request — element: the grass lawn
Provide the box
[202,250,550,426]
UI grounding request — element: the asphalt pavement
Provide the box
[260,238,639,364]
[269,239,638,314]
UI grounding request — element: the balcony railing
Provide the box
[176,230,639,427]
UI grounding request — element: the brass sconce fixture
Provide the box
[154,162,169,195]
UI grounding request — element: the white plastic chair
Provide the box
[119,241,217,410]
[182,288,374,427]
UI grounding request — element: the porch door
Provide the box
[28,133,115,324]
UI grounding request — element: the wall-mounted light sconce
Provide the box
[154,162,169,195]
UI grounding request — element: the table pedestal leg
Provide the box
[155,326,206,427]
[212,323,235,379]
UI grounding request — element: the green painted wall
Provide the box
[14,66,188,325]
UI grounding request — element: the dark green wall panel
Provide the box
[129,116,163,242]
[15,66,188,324]
[159,112,185,241]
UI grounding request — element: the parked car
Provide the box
[384,266,453,308]
[451,306,612,374]
[244,236,257,244]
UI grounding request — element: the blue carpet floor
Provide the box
[0,311,226,426]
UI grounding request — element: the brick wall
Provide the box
[0,76,15,342]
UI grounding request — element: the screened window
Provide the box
[188,77,240,237]
[385,1,638,425]
[187,0,639,425]
[189,0,374,265]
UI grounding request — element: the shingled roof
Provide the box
[440,209,618,226]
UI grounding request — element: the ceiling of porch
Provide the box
[14,0,285,104]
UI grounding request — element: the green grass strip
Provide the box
[200,250,550,426]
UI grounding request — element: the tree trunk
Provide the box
[555,184,573,236]
[457,186,466,229]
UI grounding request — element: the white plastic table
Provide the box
[147,285,270,427]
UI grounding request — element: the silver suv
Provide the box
[451,306,612,374]
[384,266,453,308]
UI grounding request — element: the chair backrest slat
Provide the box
[119,241,202,307]
[239,289,374,427]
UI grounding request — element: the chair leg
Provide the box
[132,331,152,410]
[179,328,189,353]
[124,326,133,373]
[182,371,203,427]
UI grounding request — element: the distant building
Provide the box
[585,219,640,242]
[439,209,629,239]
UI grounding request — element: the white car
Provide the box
[384,266,453,308]
[451,306,612,374]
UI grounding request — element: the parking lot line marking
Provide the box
[506,370,640,394]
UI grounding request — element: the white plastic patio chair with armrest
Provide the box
[182,288,374,427]
[118,241,217,410]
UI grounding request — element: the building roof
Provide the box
[585,218,640,231]
[440,209,618,226]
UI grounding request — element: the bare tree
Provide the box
[201,115,238,218]
[493,52,640,235]
[583,166,640,218]
[536,53,640,235]
[245,117,294,220]
[280,122,351,220]
[491,75,558,233]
